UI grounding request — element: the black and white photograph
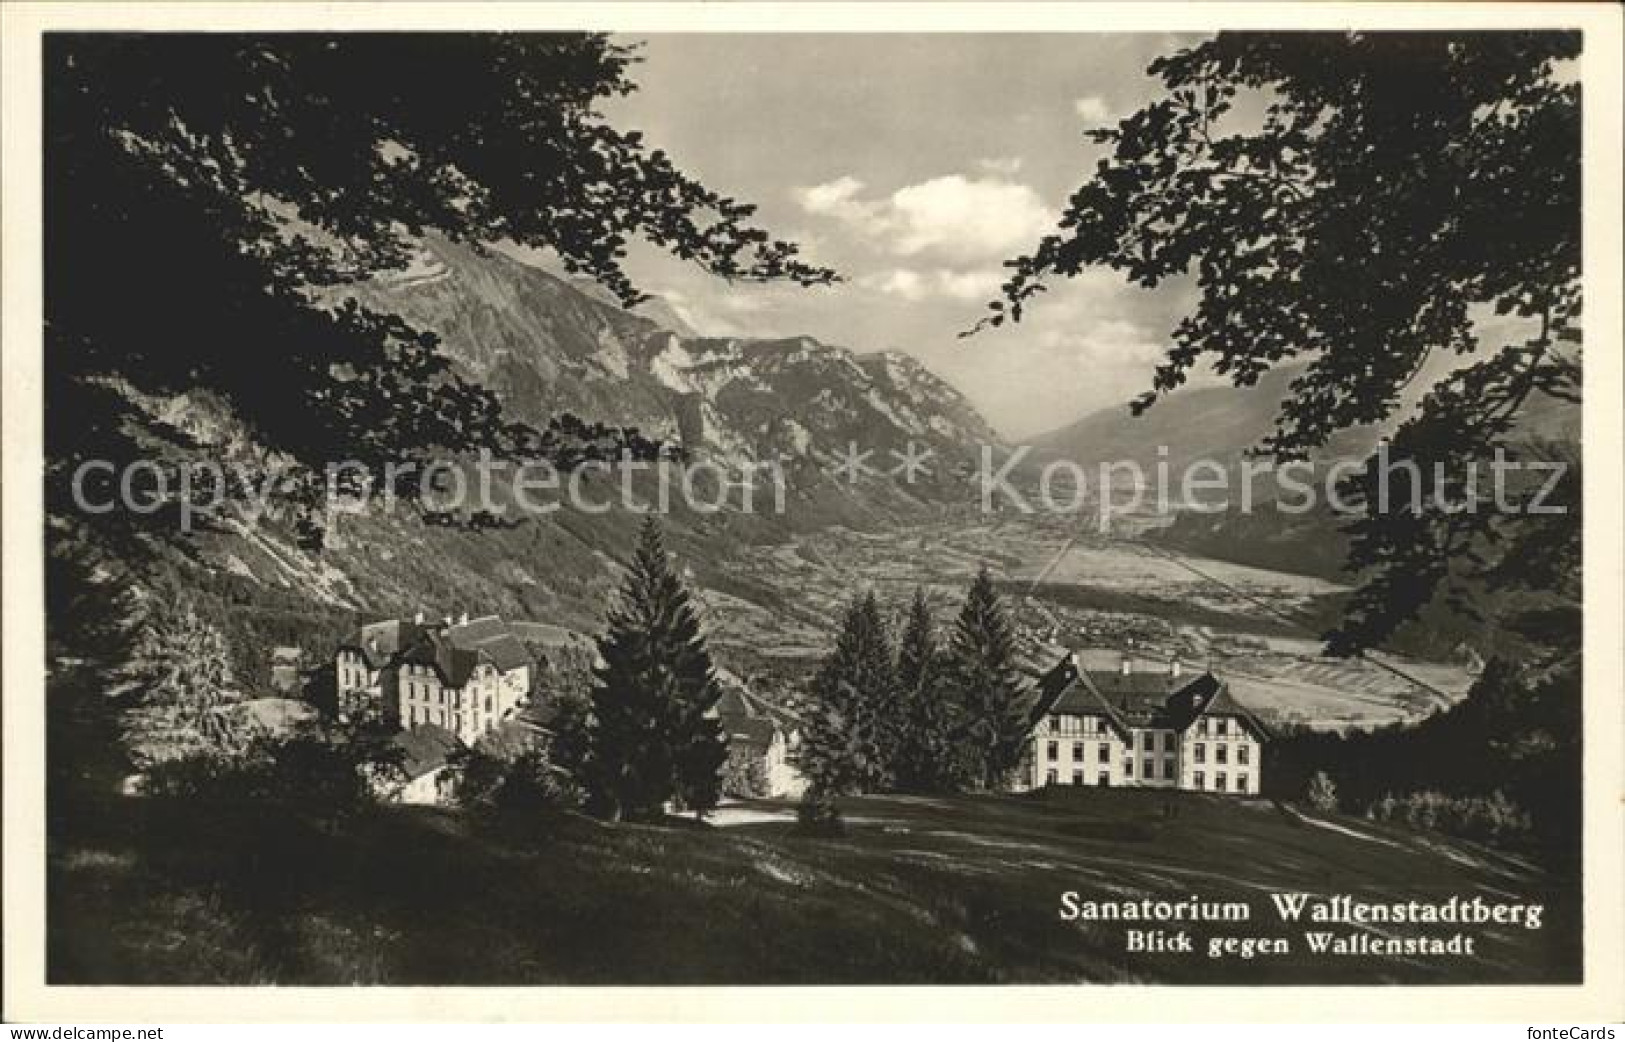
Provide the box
[3,0,1622,1024]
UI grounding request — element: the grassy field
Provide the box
[49,787,1577,985]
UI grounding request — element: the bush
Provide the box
[721,747,771,799]
[1366,789,1533,845]
[141,733,381,815]
[453,747,581,820]
[794,790,845,836]
[1306,771,1339,813]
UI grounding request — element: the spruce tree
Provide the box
[795,591,898,803]
[587,518,727,822]
[892,588,963,793]
[121,599,242,755]
[944,566,1030,790]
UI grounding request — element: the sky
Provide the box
[594,33,1207,440]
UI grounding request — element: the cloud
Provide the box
[976,156,1024,176]
[1073,95,1113,122]
[797,174,1056,263]
[794,176,877,223]
[861,267,1003,303]
[648,287,747,338]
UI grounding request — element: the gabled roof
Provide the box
[391,615,534,688]
[346,617,430,669]
[442,615,532,673]
[1024,653,1268,741]
[713,672,801,746]
[392,723,462,780]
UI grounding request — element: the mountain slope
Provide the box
[1030,365,1374,471]
[340,239,998,465]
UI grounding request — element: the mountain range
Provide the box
[341,239,999,468]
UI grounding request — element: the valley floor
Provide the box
[49,787,1577,985]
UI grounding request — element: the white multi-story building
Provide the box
[336,612,533,747]
[1015,652,1269,796]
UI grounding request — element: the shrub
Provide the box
[794,789,845,836]
[1366,789,1533,845]
[721,747,771,799]
[1306,771,1339,813]
[453,747,581,820]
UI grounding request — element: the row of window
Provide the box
[1041,768,1249,792]
[1125,757,1177,781]
[1046,716,1246,740]
[1043,738,1251,766]
[1192,742,1250,765]
[1194,771,1248,793]
[405,705,502,737]
[403,681,495,714]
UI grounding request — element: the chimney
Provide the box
[1170,658,1182,678]
[1120,655,1132,676]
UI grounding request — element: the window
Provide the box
[1164,731,1176,752]
[1238,744,1250,765]
[1098,743,1111,764]
[1072,770,1084,786]
[1237,773,1248,792]
[1047,741,1058,761]
[1046,769,1058,785]
[1194,743,1206,764]
[1123,758,1134,777]
[1164,759,1176,780]
[408,707,417,726]
[1142,732,1155,752]
[1193,771,1205,790]
[1048,715,1061,733]
[1143,757,1154,778]
[1197,719,1209,737]
[1097,772,1110,787]
[1216,745,1228,765]
[1215,718,1229,736]
[1216,772,1227,791]
[1072,742,1084,762]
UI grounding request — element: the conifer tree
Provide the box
[795,591,898,801]
[121,599,242,754]
[587,518,727,822]
[944,566,1030,790]
[892,588,964,793]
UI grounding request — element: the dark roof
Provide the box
[1026,654,1268,740]
[442,615,532,673]
[517,698,568,731]
[714,677,802,733]
[392,724,462,779]
[395,615,533,688]
[348,618,430,669]
[723,715,779,749]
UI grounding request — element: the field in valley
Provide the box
[50,787,1577,985]
[701,518,1474,729]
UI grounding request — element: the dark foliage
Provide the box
[45,32,834,548]
[585,518,727,822]
[980,31,1581,654]
[1266,657,1580,861]
[795,591,899,800]
[942,567,1029,790]
[891,587,973,793]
